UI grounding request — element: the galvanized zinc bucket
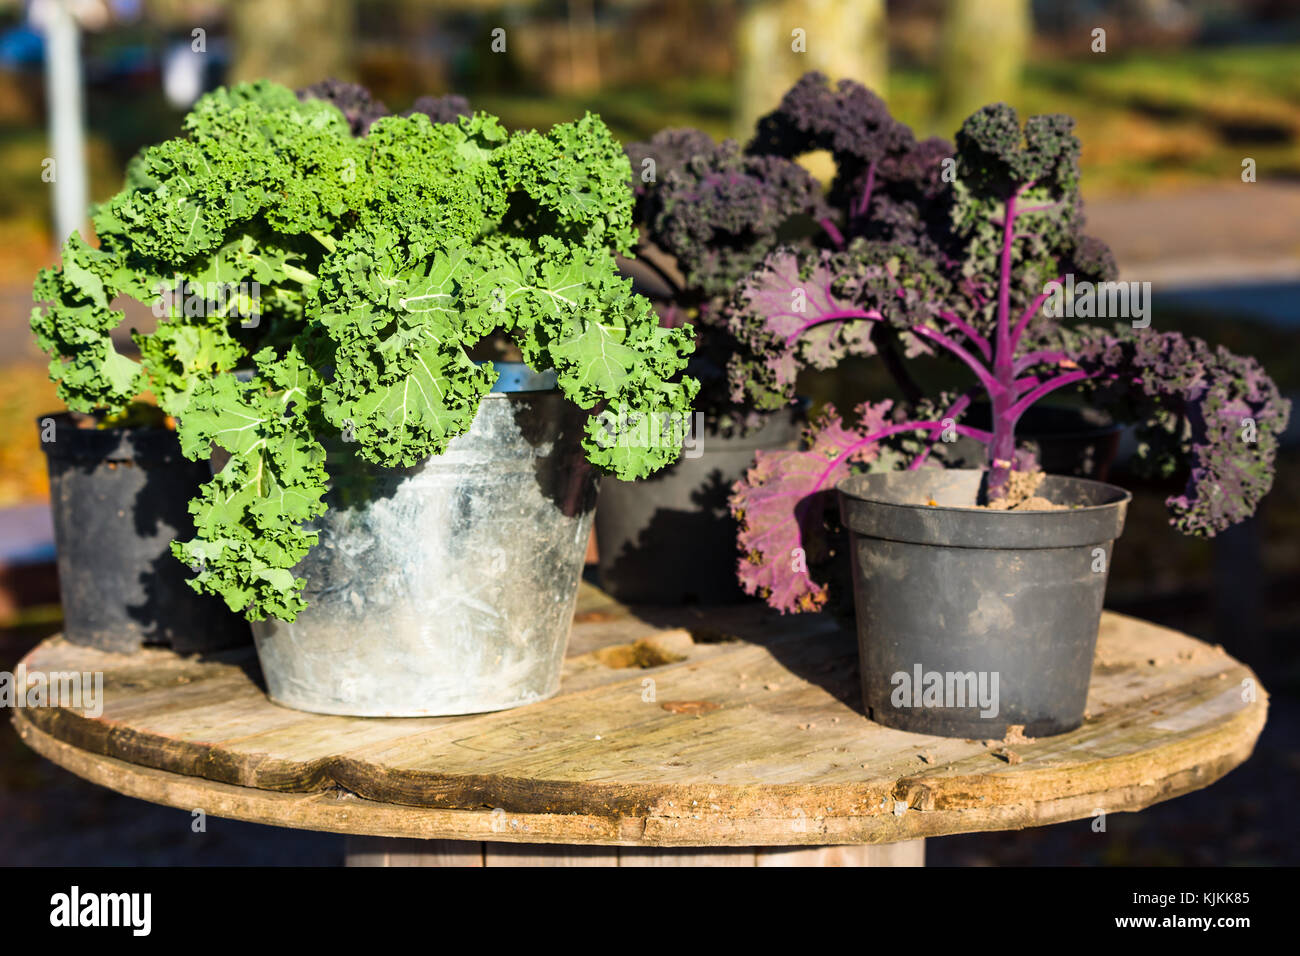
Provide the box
[249,364,597,717]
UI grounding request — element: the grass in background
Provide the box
[1,41,1294,251]
[477,44,1300,197]
[0,44,1296,509]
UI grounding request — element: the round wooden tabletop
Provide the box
[11,584,1267,848]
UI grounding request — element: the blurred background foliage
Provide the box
[1,0,1295,499]
[0,0,1295,242]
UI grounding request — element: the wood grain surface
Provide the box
[10,583,1267,847]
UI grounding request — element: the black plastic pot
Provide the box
[953,404,1123,480]
[38,413,250,654]
[594,405,804,604]
[837,469,1130,738]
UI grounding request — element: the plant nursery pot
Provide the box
[248,368,597,717]
[836,469,1130,739]
[38,413,251,654]
[954,403,1123,481]
[594,404,804,604]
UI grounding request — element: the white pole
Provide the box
[42,0,89,246]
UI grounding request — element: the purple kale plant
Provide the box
[405,93,474,125]
[1072,328,1289,536]
[298,80,472,136]
[727,74,1290,612]
[623,127,828,427]
[747,72,951,253]
[297,79,391,135]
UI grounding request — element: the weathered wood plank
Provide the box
[11,599,1266,847]
[17,614,1258,807]
[341,837,924,866]
[13,712,1259,846]
[345,836,483,867]
[616,846,759,866]
[755,840,924,867]
[484,843,621,867]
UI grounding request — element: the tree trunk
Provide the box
[228,0,355,89]
[563,0,601,94]
[734,0,888,141]
[934,0,1030,137]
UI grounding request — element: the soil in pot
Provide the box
[594,404,804,605]
[38,411,251,654]
[837,468,1130,739]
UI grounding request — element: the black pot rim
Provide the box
[837,469,1131,549]
[838,469,1130,514]
[35,411,186,465]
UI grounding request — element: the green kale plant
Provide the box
[31,80,697,622]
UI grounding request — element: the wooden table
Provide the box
[11,584,1267,867]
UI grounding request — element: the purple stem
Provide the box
[986,186,1030,491]
[1012,375,1041,395]
[1012,349,1069,374]
[781,300,1000,396]
[1010,275,1065,349]
[908,391,984,470]
[908,325,1001,395]
[1016,200,1064,216]
[778,300,998,397]
[852,161,878,221]
[783,308,881,346]
[936,309,992,361]
[813,418,991,492]
[819,217,846,249]
[1008,370,1093,421]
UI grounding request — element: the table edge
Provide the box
[13,693,1266,847]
